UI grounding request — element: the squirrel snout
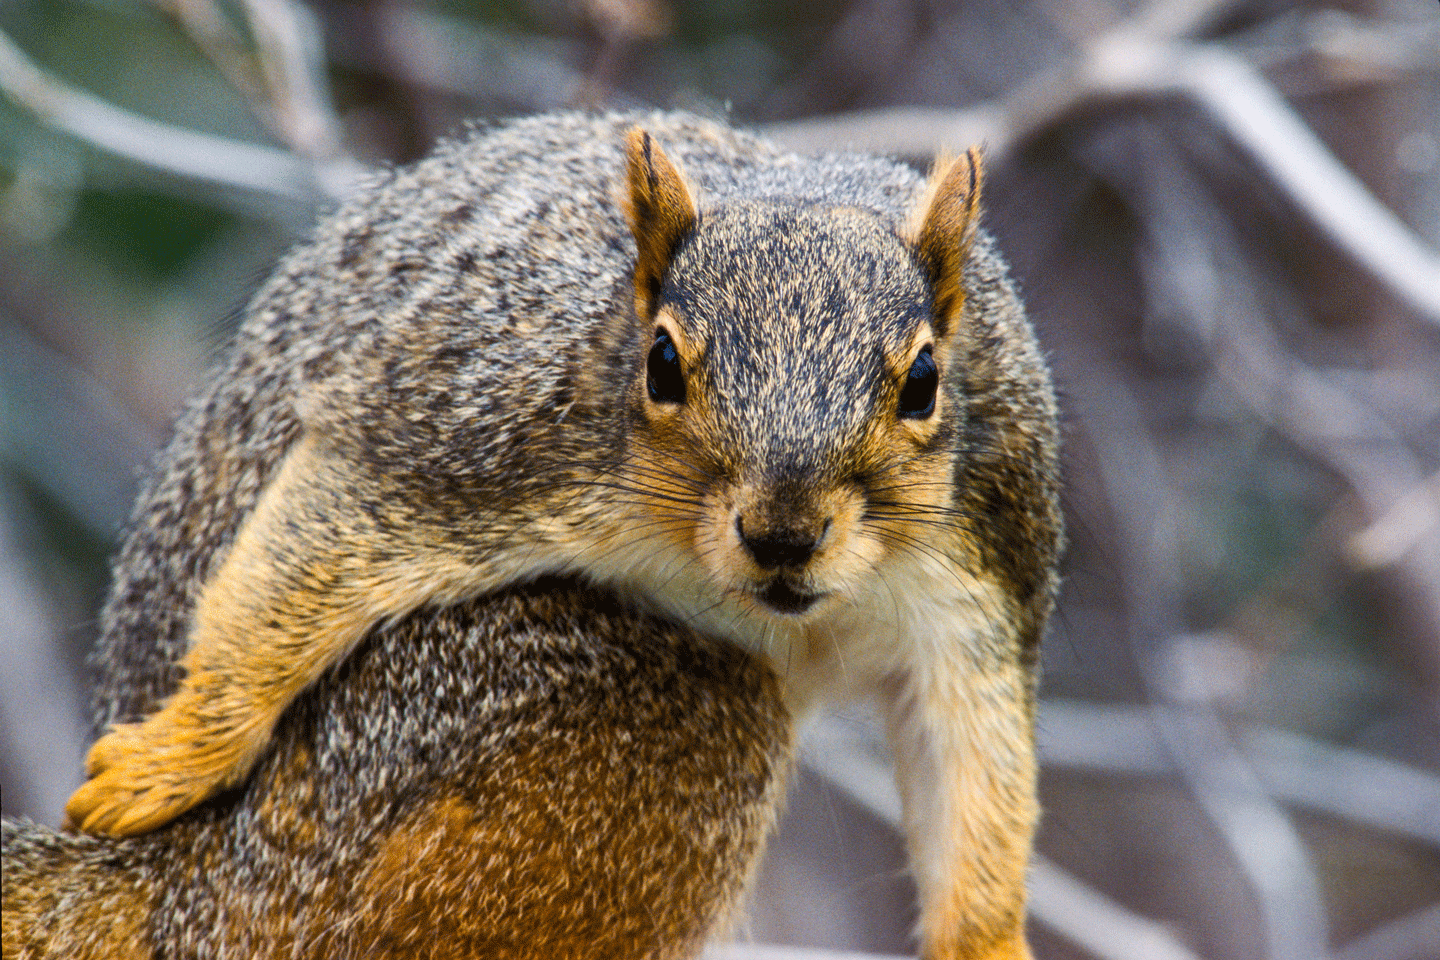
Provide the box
[735,516,830,571]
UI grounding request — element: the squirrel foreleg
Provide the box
[66,436,480,836]
[882,594,1039,960]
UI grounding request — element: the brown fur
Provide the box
[67,434,483,835]
[9,583,792,960]
[19,111,1060,957]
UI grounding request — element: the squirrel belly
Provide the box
[63,111,1061,959]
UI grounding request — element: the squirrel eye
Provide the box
[647,329,686,404]
[898,345,937,419]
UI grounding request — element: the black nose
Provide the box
[736,517,824,570]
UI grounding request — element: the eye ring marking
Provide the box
[647,328,686,404]
[898,344,937,419]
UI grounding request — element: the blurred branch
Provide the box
[0,28,333,209]
[764,11,1440,326]
[1336,903,1440,960]
[759,0,1236,158]
[1131,131,1440,680]
[1196,259,1440,661]
[1026,858,1204,960]
[236,0,362,194]
[0,493,89,825]
[1078,362,1334,960]
[0,318,161,535]
[1039,700,1440,848]
[157,0,272,118]
[571,0,671,107]
[802,715,1207,960]
[322,5,611,113]
[1348,471,1440,571]
[1276,8,1440,81]
[158,0,357,180]
[1167,44,1440,327]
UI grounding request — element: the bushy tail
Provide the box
[2,817,156,960]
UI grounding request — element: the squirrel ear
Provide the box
[908,147,984,338]
[623,127,697,317]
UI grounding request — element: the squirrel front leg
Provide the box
[882,602,1039,960]
[66,435,482,837]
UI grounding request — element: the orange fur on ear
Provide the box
[909,147,984,336]
[622,127,698,317]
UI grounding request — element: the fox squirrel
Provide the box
[6,110,1061,959]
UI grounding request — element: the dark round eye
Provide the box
[647,329,686,404]
[898,345,938,419]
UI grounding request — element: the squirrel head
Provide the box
[619,128,984,619]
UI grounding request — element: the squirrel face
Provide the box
[631,201,955,617]
[619,130,982,621]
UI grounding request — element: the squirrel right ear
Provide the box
[908,147,984,339]
[623,127,697,317]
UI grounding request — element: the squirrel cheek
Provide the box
[810,489,885,588]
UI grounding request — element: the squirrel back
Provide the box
[5,581,792,959]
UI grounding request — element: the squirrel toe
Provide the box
[69,715,252,836]
[66,755,217,837]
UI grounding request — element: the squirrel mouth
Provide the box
[752,578,825,616]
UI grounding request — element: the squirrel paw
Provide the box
[66,709,260,837]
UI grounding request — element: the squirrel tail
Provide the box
[2,817,157,959]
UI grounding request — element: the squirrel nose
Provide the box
[736,517,827,570]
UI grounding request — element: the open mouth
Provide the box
[753,578,826,615]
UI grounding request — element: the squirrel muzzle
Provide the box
[701,476,875,617]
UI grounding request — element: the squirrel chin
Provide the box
[745,578,830,617]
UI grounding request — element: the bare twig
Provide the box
[323,5,602,113]
[0,28,332,208]
[1143,170,1440,675]
[760,0,1233,158]
[1165,43,1440,327]
[238,0,363,196]
[1296,9,1440,79]
[157,0,271,115]
[156,0,360,200]
[1027,858,1204,960]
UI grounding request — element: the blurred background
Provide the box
[2,0,1437,958]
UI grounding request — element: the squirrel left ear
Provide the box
[908,147,983,338]
[623,127,698,318]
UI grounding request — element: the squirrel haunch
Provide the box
[8,582,793,960]
[43,111,1060,959]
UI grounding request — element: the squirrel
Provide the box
[12,110,1062,959]
[3,579,794,959]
